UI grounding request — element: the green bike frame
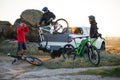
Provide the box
[74,38,89,55]
[74,37,98,55]
[90,38,97,46]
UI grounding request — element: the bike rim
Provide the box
[26,56,42,66]
[88,46,100,66]
[55,18,69,33]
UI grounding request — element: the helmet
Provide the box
[88,15,95,20]
[42,7,48,11]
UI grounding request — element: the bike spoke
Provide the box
[88,46,100,66]
[26,56,42,66]
[62,44,76,60]
[55,18,69,33]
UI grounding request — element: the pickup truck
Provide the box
[39,26,105,58]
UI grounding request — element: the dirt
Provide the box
[0,56,120,80]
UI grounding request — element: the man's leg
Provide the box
[17,42,23,56]
[12,42,23,63]
[17,42,26,59]
[21,42,27,59]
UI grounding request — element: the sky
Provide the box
[0,0,120,37]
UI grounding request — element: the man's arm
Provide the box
[51,12,56,20]
[24,26,29,32]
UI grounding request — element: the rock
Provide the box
[20,9,43,26]
[0,21,13,38]
[13,9,43,41]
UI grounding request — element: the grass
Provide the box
[43,52,120,69]
[43,54,95,69]
[100,51,120,66]
[1,39,120,69]
[105,37,120,55]
[0,40,49,56]
[79,67,120,77]
[0,37,6,43]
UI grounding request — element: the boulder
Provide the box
[0,21,13,38]
[20,9,43,26]
[13,9,43,41]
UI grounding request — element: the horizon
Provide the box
[0,0,120,37]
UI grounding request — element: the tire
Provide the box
[88,46,100,66]
[25,56,42,66]
[100,42,105,50]
[38,34,48,48]
[54,18,69,33]
[62,44,76,60]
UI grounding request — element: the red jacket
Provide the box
[17,24,29,42]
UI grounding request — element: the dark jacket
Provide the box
[90,21,98,38]
[39,11,56,25]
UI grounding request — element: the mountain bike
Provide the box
[62,36,100,66]
[38,18,69,51]
[8,53,42,66]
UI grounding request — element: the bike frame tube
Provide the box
[90,38,97,45]
[74,38,89,55]
[40,26,51,33]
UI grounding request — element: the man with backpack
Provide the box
[88,15,98,38]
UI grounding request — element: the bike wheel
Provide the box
[54,18,69,33]
[62,44,76,60]
[88,46,100,66]
[25,56,42,66]
[38,33,48,48]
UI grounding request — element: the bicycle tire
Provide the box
[62,44,76,60]
[88,46,100,66]
[38,33,48,48]
[25,56,42,66]
[8,54,22,64]
[54,18,69,33]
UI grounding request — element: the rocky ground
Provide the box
[0,56,120,80]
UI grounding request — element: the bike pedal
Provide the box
[12,59,17,64]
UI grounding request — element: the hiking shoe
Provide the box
[12,59,17,64]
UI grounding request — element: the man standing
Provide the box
[88,15,98,38]
[17,23,29,57]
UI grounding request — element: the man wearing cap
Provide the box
[39,7,56,26]
[88,15,98,38]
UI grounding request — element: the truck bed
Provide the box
[44,33,69,42]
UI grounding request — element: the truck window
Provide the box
[70,27,83,34]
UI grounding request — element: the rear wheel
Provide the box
[26,56,42,66]
[62,44,76,60]
[54,18,69,33]
[100,42,105,50]
[88,46,100,66]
